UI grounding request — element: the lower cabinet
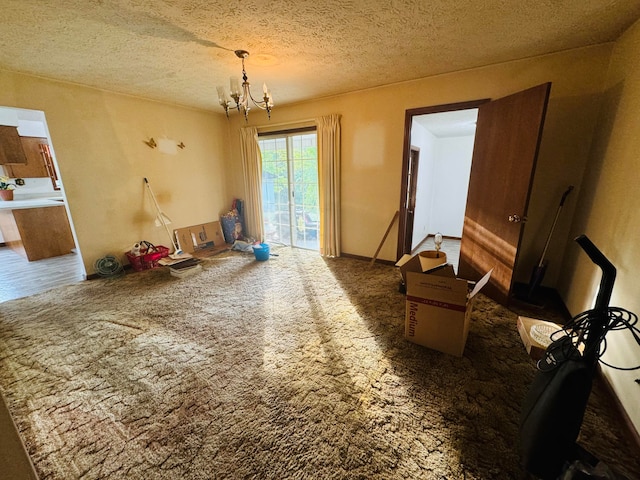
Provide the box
[0,206,75,261]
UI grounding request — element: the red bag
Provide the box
[126,241,169,271]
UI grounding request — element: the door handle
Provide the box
[508,214,526,223]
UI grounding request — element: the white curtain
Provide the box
[239,126,265,242]
[316,114,341,257]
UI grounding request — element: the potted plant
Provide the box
[0,176,25,201]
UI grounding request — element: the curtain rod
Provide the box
[258,126,316,137]
[254,118,317,133]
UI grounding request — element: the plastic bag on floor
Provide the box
[231,240,255,253]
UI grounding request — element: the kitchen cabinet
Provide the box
[0,126,27,164]
[0,204,75,261]
[3,137,49,178]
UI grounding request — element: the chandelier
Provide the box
[217,50,274,121]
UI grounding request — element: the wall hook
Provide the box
[144,138,157,148]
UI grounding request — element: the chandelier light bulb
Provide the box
[216,50,274,121]
[216,86,228,104]
[230,77,240,97]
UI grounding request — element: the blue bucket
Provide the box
[252,243,270,261]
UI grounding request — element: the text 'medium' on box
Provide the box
[404,265,492,357]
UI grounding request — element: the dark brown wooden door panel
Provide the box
[458,83,551,305]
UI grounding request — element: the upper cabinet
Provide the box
[11,137,50,178]
[2,136,60,190]
[0,108,60,190]
[0,126,28,164]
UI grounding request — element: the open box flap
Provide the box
[396,251,448,281]
[469,268,493,299]
[395,254,413,268]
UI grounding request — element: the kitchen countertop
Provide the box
[0,196,66,210]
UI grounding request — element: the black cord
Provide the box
[548,307,640,371]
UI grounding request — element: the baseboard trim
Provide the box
[87,263,133,280]
[413,234,430,252]
[511,283,572,322]
[596,366,640,454]
[341,252,396,266]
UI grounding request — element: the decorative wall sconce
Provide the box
[143,138,186,152]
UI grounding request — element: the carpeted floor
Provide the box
[0,246,638,479]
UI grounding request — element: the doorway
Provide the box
[398,100,486,262]
[258,130,320,251]
[398,84,551,305]
[403,109,480,268]
[0,106,85,302]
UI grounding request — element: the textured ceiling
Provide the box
[1,0,640,113]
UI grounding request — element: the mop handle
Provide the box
[537,186,573,267]
[144,177,180,252]
[144,177,162,213]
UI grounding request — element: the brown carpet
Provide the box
[0,246,638,479]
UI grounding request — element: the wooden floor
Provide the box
[0,245,86,303]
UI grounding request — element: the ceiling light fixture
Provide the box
[217,50,274,122]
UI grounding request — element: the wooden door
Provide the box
[458,83,551,305]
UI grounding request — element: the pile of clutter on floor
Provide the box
[121,197,274,278]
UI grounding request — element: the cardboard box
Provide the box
[404,265,492,356]
[396,250,448,284]
[174,221,226,254]
[517,316,564,361]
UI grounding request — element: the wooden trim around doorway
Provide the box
[397,99,489,261]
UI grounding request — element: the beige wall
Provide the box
[1,48,601,280]
[0,70,229,274]
[559,18,640,433]
[225,45,612,287]
[3,37,637,431]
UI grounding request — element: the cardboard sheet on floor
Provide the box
[174,221,228,257]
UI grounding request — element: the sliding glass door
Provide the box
[259,131,319,250]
